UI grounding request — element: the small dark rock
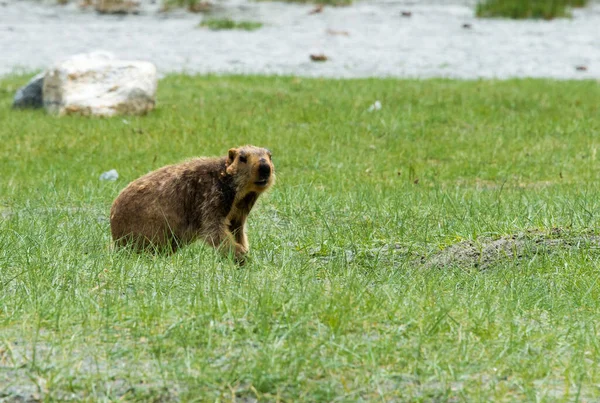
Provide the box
[309,4,324,14]
[401,11,412,17]
[575,65,588,71]
[310,54,328,62]
[462,23,472,29]
[12,73,45,109]
[326,29,349,36]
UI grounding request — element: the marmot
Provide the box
[110,145,275,262]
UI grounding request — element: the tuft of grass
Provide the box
[162,0,197,7]
[199,18,263,31]
[476,0,589,19]
[1,74,600,401]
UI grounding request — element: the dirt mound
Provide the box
[424,228,600,270]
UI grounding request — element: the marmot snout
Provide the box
[109,145,275,263]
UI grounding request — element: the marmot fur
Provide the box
[110,145,275,262]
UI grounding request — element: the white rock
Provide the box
[65,50,116,63]
[43,51,157,117]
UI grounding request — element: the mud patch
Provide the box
[425,228,600,270]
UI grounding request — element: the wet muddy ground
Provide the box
[424,228,600,270]
[308,227,600,271]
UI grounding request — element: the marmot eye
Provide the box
[239,155,247,163]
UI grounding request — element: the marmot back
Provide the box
[110,145,275,263]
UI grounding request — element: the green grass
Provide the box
[199,18,263,31]
[476,0,589,19]
[1,74,600,401]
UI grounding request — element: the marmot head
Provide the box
[226,145,275,194]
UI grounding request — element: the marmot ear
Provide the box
[227,148,238,166]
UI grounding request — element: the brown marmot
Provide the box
[109,145,274,262]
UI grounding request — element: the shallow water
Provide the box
[1,0,599,79]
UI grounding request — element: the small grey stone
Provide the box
[100,169,119,181]
[12,72,45,109]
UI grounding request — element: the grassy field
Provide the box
[1,74,600,401]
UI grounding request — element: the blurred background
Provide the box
[1,0,598,79]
